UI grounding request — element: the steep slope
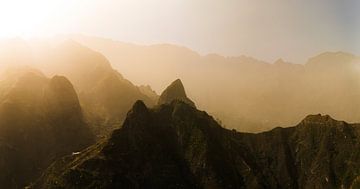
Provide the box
[34,100,360,189]
[158,79,195,107]
[0,69,94,188]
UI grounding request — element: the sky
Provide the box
[0,0,359,63]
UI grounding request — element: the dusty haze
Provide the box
[0,1,360,188]
[1,36,360,132]
[0,0,359,63]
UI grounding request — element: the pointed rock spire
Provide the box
[132,100,149,114]
[158,79,195,107]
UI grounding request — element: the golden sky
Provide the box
[0,0,359,63]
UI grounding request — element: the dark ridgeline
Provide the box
[33,81,360,189]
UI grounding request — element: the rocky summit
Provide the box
[158,79,196,107]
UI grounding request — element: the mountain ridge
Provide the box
[33,99,360,189]
[67,34,360,132]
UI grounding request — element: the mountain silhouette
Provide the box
[33,100,360,189]
[158,79,195,107]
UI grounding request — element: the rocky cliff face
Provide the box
[33,100,360,189]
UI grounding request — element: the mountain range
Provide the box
[0,39,156,138]
[0,37,358,188]
[33,82,360,188]
[68,34,360,132]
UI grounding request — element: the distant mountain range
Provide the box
[33,81,360,189]
[68,34,360,132]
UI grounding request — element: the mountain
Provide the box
[33,101,360,189]
[0,39,157,137]
[158,79,195,107]
[0,69,94,188]
[68,35,360,132]
[33,100,360,188]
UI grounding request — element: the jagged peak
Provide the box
[121,100,150,130]
[158,79,195,107]
[168,79,186,95]
[131,100,149,114]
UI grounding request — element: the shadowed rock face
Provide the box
[158,79,195,107]
[34,101,360,189]
[0,70,94,189]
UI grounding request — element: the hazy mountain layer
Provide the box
[33,100,360,189]
[70,35,360,132]
[0,69,94,188]
[0,39,157,137]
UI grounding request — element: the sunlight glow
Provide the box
[0,0,81,38]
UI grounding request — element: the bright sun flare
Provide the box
[0,0,80,38]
